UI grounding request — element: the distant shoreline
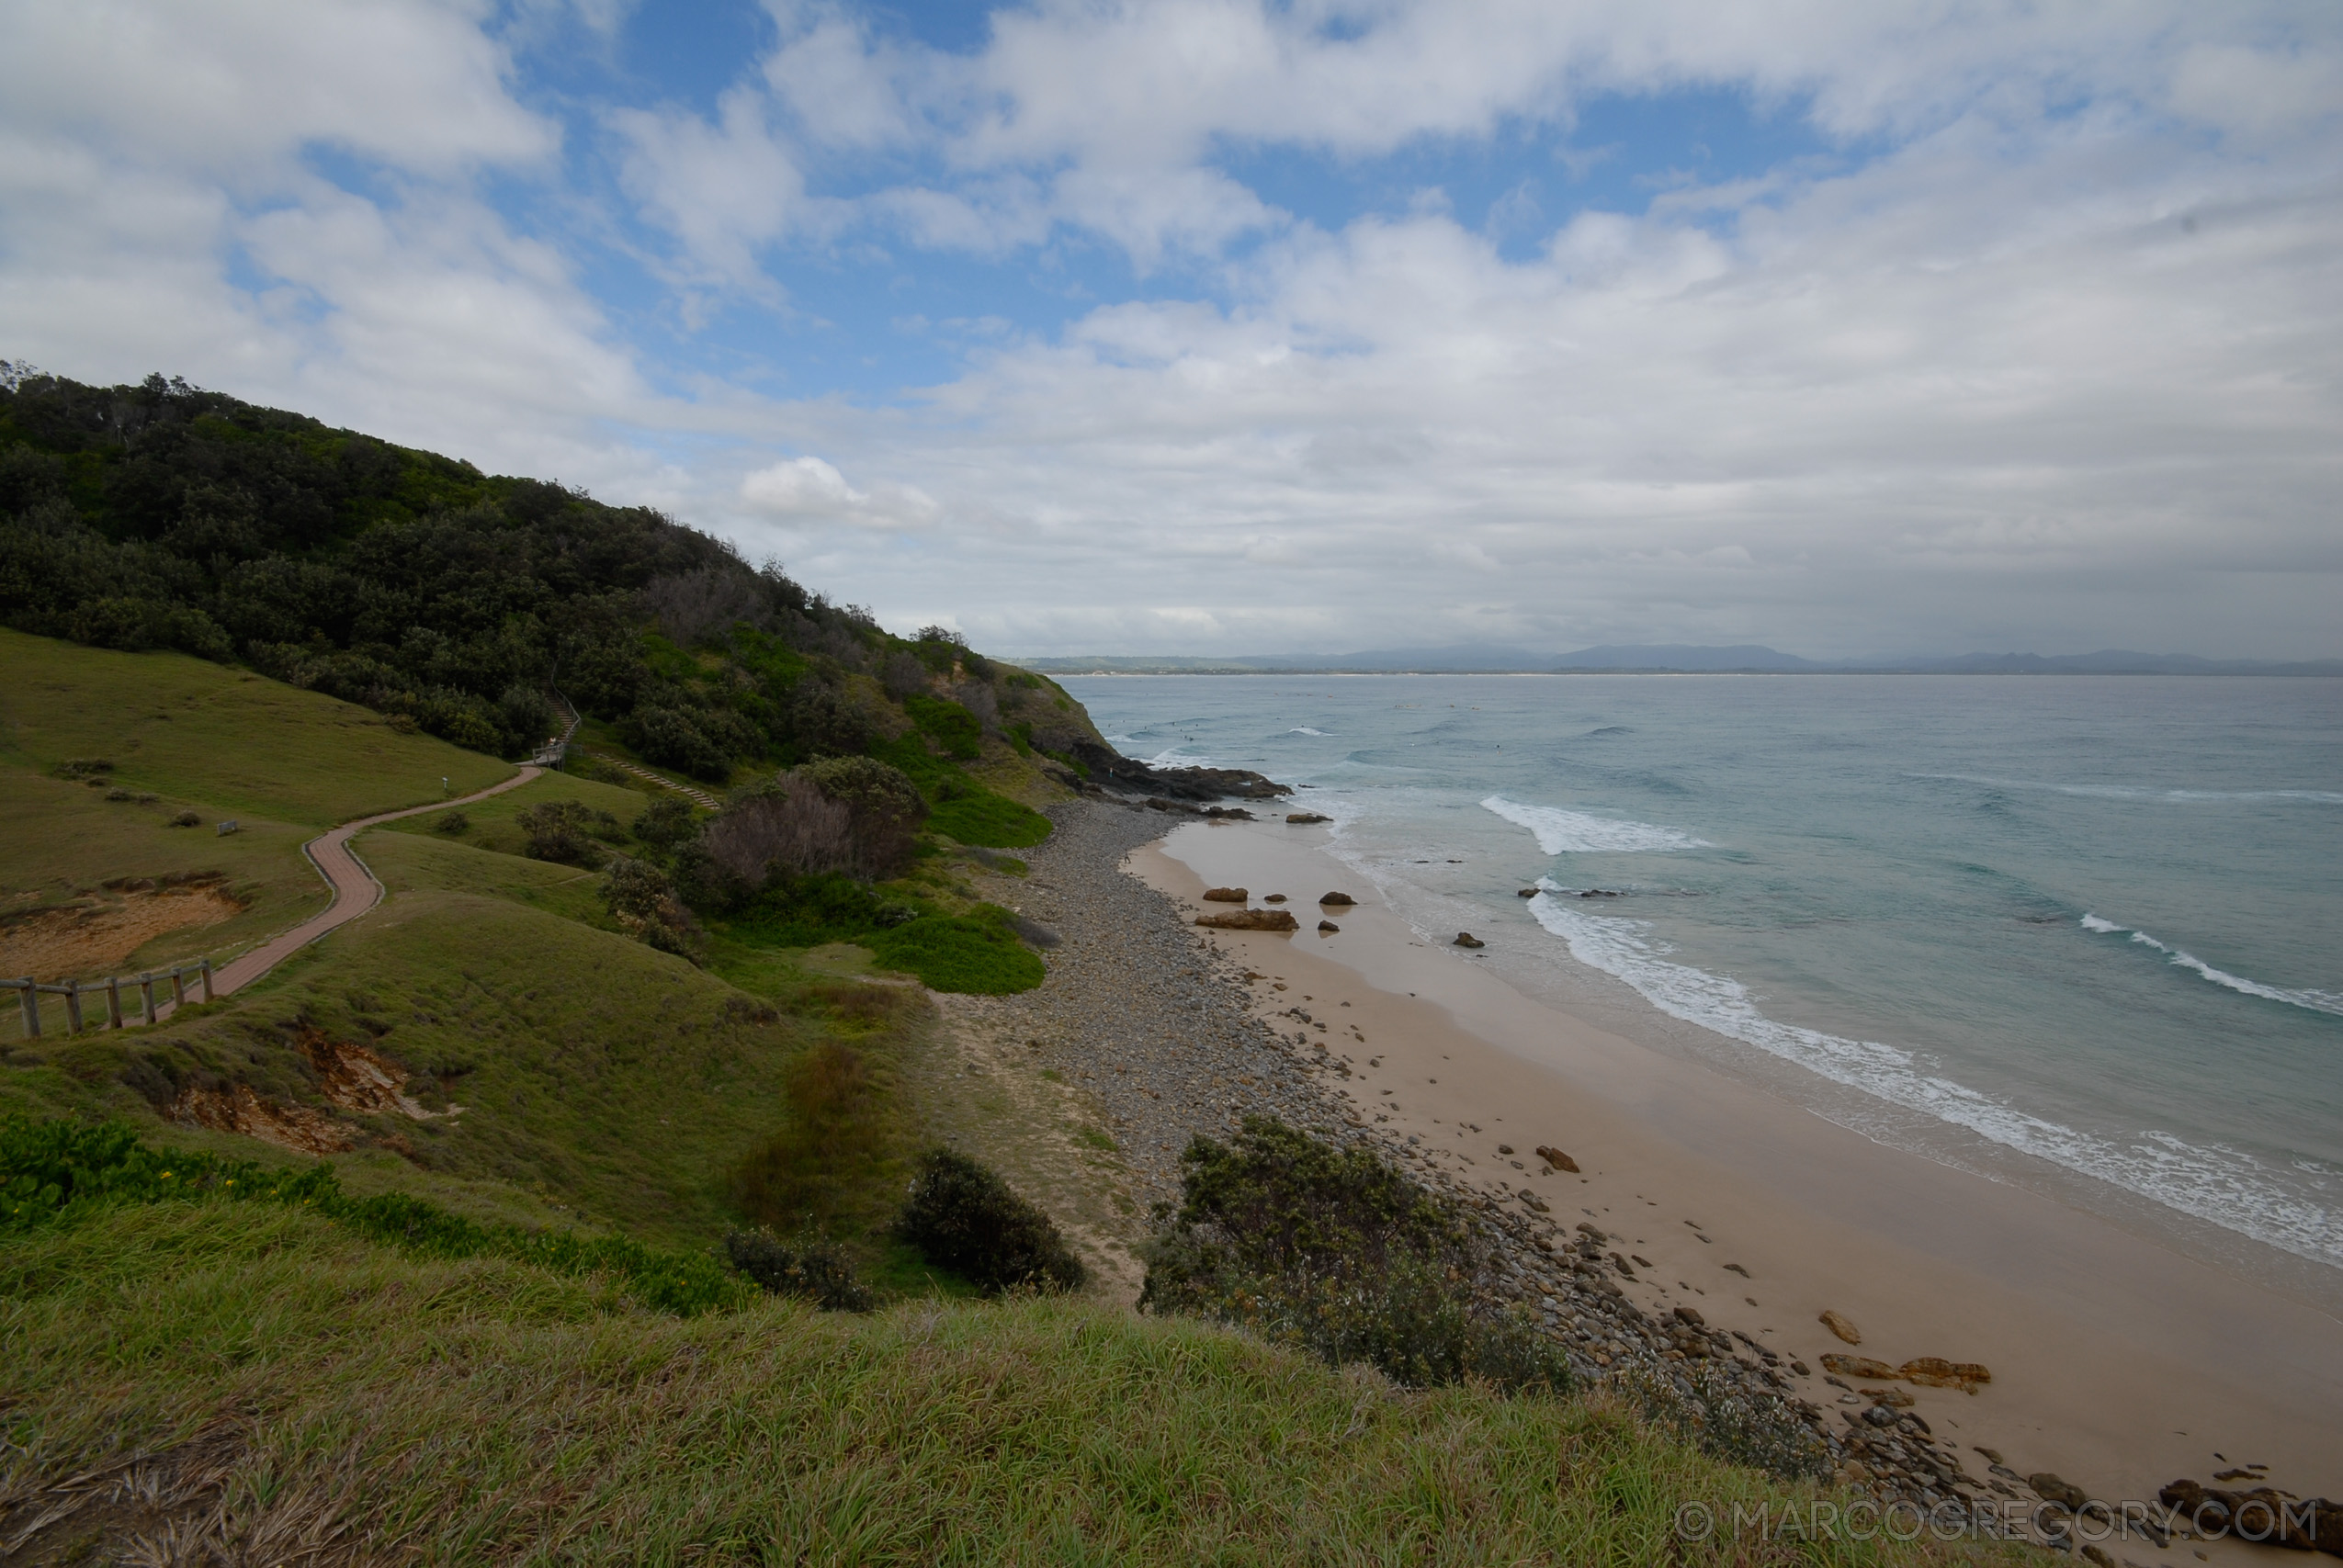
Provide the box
[1036,665,2343,678]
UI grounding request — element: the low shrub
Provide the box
[516,799,615,866]
[896,1148,1084,1295]
[1139,1118,1571,1395]
[167,809,199,827]
[798,981,912,1032]
[722,1227,873,1311]
[629,796,698,863]
[436,810,469,833]
[867,907,1045,994]
[602,855,707,964]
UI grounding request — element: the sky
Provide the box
[2,1,2338,660]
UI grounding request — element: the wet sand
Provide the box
[1132,815,2343,1538]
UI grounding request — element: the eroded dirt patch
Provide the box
[169,1082,355,1156]
[167,1028,454,1157]
[0,875,240,978]
[290,1024,451,1120]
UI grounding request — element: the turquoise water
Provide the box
[1066,674,2343,1276]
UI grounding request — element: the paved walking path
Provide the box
[152,767,544,1023]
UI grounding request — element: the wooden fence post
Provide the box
[170,968,187,1008]
[139,973,156,1023]
[64,984,84,1034]
[16,982,39,1040]
[200,958,214,1002]
[107,976,124,1029]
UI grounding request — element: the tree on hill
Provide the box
[0,367,1096,777]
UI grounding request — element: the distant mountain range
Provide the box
[1022,644,2343,676]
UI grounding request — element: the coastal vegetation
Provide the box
[1141,1117,1572,1395]
[1,380,1965,1562]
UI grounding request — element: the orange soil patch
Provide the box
[289,1025,456,1120]
[169,1029,457,1159]
[169,1083,354,1156]
[0,880,241,980]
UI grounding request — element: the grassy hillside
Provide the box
[0,1198,1952,1566]
[0,628,524,992]
[0,626,513,826]
[0,635,1026,1273]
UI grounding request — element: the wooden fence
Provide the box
[3,960,213,1039]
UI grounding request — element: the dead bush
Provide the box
[704,783,855,886]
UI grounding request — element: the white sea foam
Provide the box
[1529,889,2343,1267]
[1288,727,1331,736]
[2081,916,2343,1017]
[1920,773,2343,806]
[1143,747,1216,769]
[1481,796,1710,855]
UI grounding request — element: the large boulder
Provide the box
[1818,1309,1862,1345]
[1901,1356,1991,1392]
[1819,1353,1900,1381]
[1195,908,1299,931]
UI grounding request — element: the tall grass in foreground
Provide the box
[1,1116,748,1314]
[0,1201,1979,1565]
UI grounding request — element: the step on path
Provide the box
[581,751,722,809]
[151,767,546,1024]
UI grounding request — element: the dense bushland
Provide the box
[0,367,1097,780]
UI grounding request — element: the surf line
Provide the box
[2080,915,2343,1018]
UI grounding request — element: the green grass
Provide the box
[0,765,330,992]
[929,788,1053,849]
[0,627,514,828]
[869,908,1047,995]
[376,769,657,863]
[0,826,940,1250]
[3,1117,747,1314]
[0,1200,1962,1566]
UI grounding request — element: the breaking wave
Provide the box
[2082,916,2343,1018]
[1482,796,1711,855]
[1529,890,2342,1267]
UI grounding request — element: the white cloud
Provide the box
[743,85,2343,656]
[741,456,942,531]
[6,0,2339,660]
[612,88,821,294]
[0,0,553,176]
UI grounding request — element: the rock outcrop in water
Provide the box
[1071,740,1292,802]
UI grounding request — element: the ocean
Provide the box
[1063,673,2343,1287]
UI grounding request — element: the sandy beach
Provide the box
[1129,813,2343,1551]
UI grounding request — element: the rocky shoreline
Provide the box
[958,796,2043,1521]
